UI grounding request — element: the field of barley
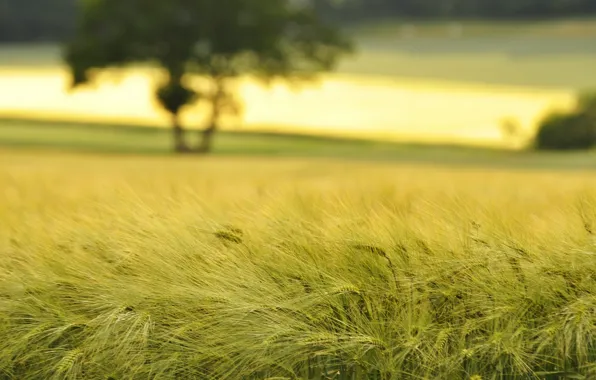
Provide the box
[1,149,596,379]
[1,19,596,380]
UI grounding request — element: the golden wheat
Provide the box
[1,150,596,379]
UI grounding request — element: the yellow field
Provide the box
[2,150,596,378]
[0,67,575,146]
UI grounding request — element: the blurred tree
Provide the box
[63,0,352,153]
[499,117,527,149]
[535,91,596,150]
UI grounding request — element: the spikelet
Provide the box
[434,328,451,354]
[56,348,83,375]
[329,284,361,296]
[352,336,388,351]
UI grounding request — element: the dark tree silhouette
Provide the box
[63,0,353,153]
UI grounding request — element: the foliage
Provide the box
[535,113,593,150]
[2,152,596,379]
[156,81,199,117]
[535,91,596,151]
[63,0,353,153]
[578,92,596,120]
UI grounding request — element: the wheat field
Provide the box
[1,150,596,379]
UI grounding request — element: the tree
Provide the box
[534,91,596,151]
[64,0,353,153]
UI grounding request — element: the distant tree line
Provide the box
[535,92,596,151]
[0,0,77,42]
[2,0,596,43]
[314,0,596,23]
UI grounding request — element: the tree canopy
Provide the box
[63,0,353,152]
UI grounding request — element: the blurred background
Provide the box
[0,0,595,156]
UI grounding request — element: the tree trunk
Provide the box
[197,124,216,153]
[171,112,189,153]
[196,78,224,154]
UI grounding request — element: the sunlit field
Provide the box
[1,150,596,379]
[0,66,576,146]
[2,18,596,147]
